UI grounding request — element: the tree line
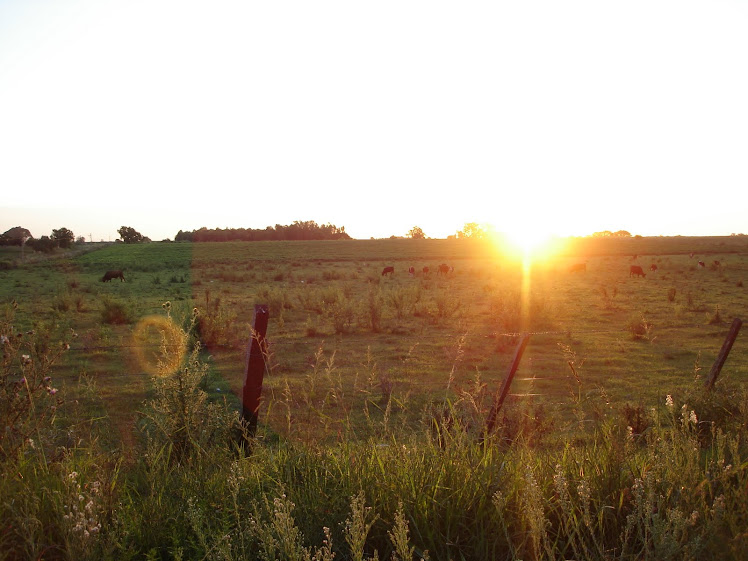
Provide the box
[0,226,79,253]
[174,221,350,242]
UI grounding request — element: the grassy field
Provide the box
[3,236,746,444]
[2,236,748,560]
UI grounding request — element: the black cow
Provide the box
[102,270,125,282]
[629,265,646,278]
[381,266,395,276]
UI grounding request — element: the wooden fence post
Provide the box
[241,304,269,438]
[484,333,530,436]
[705,318,742,391]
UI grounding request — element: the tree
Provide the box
[118,226,145,244]
[0,227,32,246]
[407,226,426,239]
[457,222,486,239]
[51,227,75,248]
[27,235,56,253]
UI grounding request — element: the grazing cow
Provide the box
[713,260,721,267]
[629,265,646,278]
[381,266,395,276]
[437,263,450,275]
[568,263,586,273]
[408,266,415,277]
[422,266,430,275]
[101,270,125,282]
[698,261,705,268]
[650,264,658,272]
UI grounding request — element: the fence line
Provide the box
[48,319,736,354]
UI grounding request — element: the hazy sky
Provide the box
[1,0,747,242]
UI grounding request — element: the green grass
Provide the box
[2,236,748,559]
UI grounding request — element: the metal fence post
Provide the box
[484,333,530,437]
[241,304,269,438]
[705,318,742,391]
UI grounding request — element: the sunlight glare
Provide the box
[505,226,554,260]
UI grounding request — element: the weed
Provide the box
[100,296,132,325]
[627,313,654,341]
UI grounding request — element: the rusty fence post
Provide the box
[241,304,269,438]
[705,318,742,391]
[484,333,530,437]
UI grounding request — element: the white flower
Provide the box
[665,394,674,409]
[690,410,698,425]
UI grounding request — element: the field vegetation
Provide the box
[1,236,748,560]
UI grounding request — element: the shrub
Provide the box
[100,297,132,325]
[627,314,653,341]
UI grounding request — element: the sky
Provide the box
[1,0,747,242]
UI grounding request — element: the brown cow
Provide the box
[437,263,450,275]
[568,263,586,273]
[381,266,395,276]
[101,270,125,282]
[698,261,705,268]
[408,266,415,276]
[629,265,646,278]
[422,266,430,275]
[650,264,658,272]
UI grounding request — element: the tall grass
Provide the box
[3,302,748,560]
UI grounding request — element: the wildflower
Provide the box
[62,342,70,350]
[21,354,31,365]
[665,394,674,409]
[690,410,698,425]
[713,495,726,517]
[0,334,8,344]
[43,376,52,383]
[49,388,58,395]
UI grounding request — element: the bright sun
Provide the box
[504,226,555,257]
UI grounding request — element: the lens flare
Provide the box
[132,315,187,376]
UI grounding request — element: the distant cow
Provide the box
[629,265,646,278]
[422,266,430,275]
[568,263,586,273]
[101,270,125,282]
[690,252,695,258]
[650,264,658,272]
[437,263,450,275]
[698,261,705,268]
[408,266,415,276]
[713,260,721,267]
[382,266,395,276]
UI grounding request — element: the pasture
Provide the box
[2,236,748,560]
[3,236,746,445]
